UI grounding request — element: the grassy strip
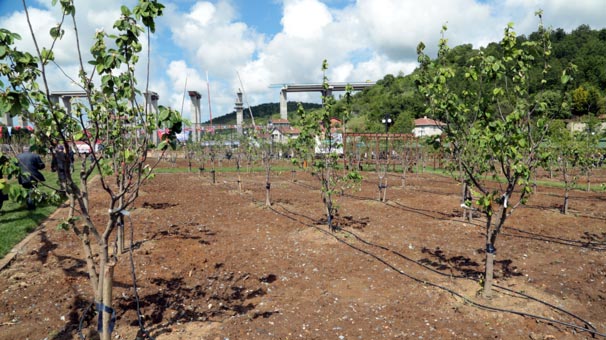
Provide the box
[0,169,62,258]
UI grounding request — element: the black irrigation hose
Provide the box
[275,200,599,332]
[213,173,604,336]
[269,203,606,338]
[331,226,605,338]
[503,226,606,251]
[77,300,94,340]
[126,213,155,340]
[338,226,600,336]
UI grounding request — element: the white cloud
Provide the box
[168,1,263,78]
[281,0,333,39]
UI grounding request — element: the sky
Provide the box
[1,0,605,124]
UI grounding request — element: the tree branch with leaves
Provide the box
[416,12,572,297]
[0,1,182,338]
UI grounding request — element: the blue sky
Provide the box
[1,0,605,123]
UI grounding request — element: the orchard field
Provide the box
[0,158,605,340]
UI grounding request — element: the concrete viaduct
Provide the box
[1,81,376,142]
[276,82,376,120]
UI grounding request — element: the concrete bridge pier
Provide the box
[235,90,244,135]
[280,89,288,120]
[144,91,159,145]
[188,91,202,142]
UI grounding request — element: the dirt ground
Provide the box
[1,162,605,340]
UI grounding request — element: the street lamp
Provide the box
[381,114,393,159]
[381,114,393,133]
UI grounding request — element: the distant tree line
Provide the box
[335,24,606,133]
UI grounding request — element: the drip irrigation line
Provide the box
[339,227,600,335]
[331,228,604,337]
[228,173,603,336]
[503,226,606,251]
[268,203,605,338]
[126,213,155,340]
[293,177,603,252]
[77,300,94,340]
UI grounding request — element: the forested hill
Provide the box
[336,24,606,134]
[207,102,322,125]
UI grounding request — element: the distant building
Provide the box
[268,118,300,143]
[567,121,606,133]
[412,116,445,137]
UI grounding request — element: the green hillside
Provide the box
[330,24,606,134]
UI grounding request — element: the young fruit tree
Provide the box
[416,13,572,297]
[544,120,587,214]
[293,60,361,231]
[0,0,182,338]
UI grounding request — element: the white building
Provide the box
[412,116,445,137]
[268,118,300,144]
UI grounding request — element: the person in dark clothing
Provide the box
[51,144,70,192]
[17,147,46,210]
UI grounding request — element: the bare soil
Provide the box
[1,163,605,340]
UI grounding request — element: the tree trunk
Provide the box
[78,228,99,299]
[382,178,387,202]
[460,180,473,222]
[265,182,271,206]
[101,262,115,340]
[117,219,124,254]
[483,217,496,299]
[483,250,495,298]
[563,189,569,215]
[401,159,408,188]
[482,203,507,298]
[378,177,386,202]
[460,180,467,218]
[325,195,334,231]
[265,161,271,206]
[562,171,570,214]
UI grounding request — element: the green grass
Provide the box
[0,168,62,258]
[0,199,58,258]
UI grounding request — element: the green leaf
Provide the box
[124,149,135,162]
[120,5,130,16]
[157,140,168,150]
[50,26,62,39]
